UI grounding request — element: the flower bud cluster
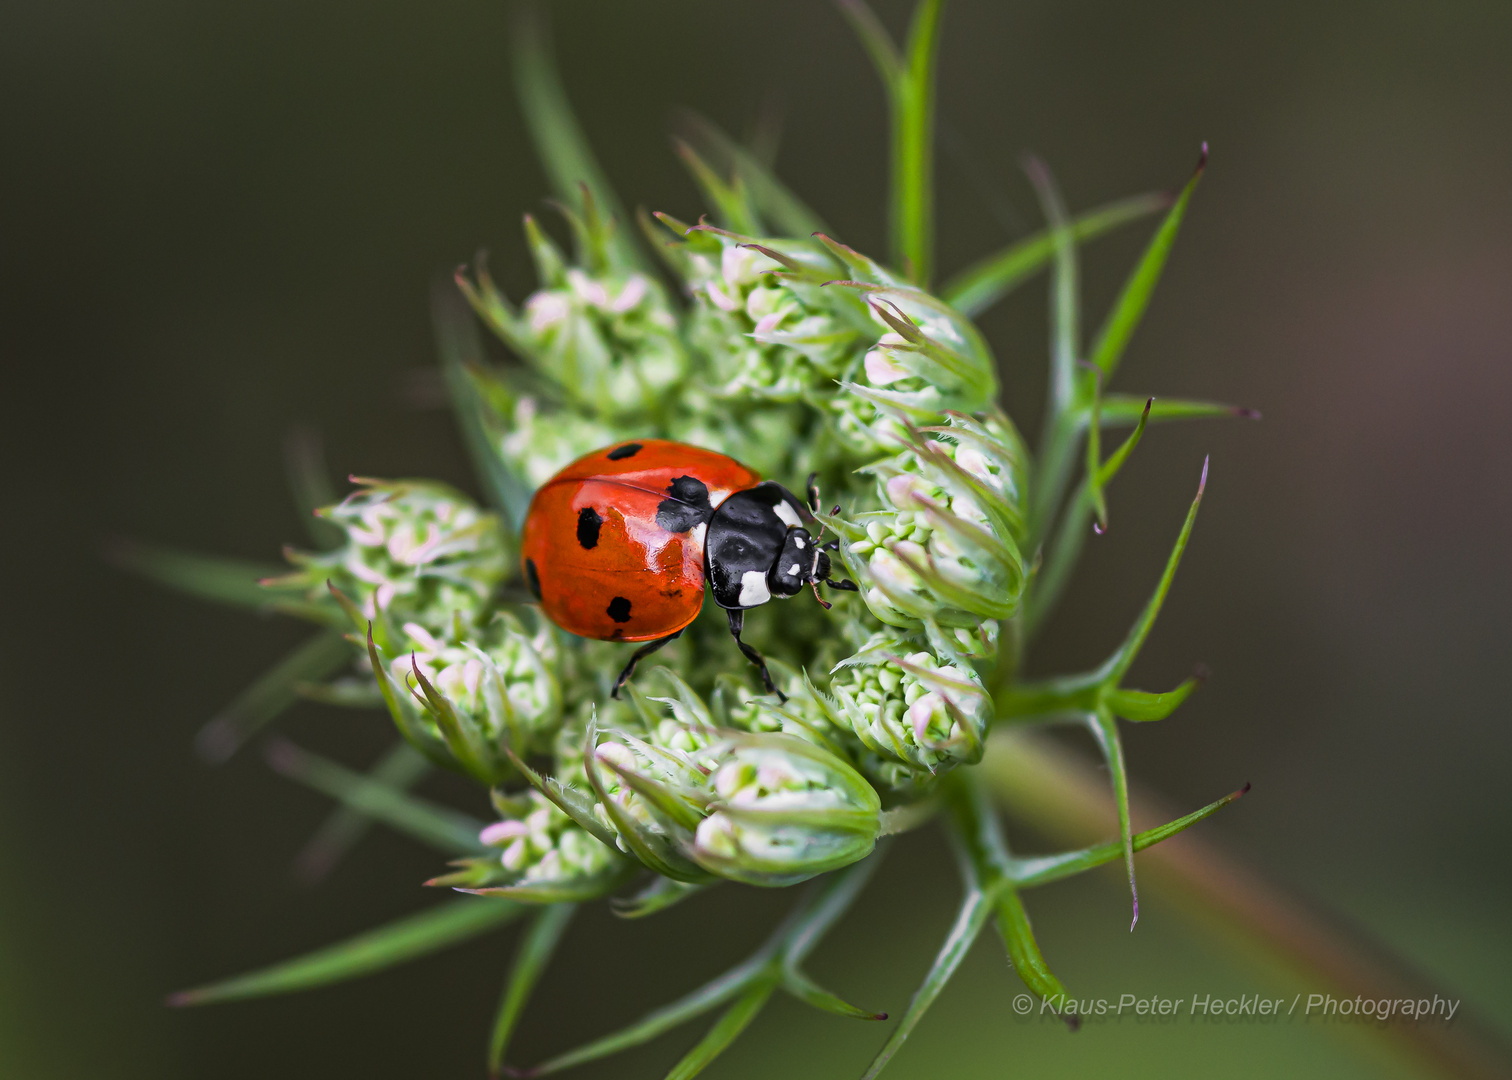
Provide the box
[680,236,866,403]
[589,725,714,848]
[517,669,879,888]
[460,215,686,424]
[691,733,880,886]
[841,412,1029,630]
[516,264,684,418]
[824,636,993,777]
[480,788,617,886]
[282,480,508,629]
[394,612,562,755]
[350,208,1027,891]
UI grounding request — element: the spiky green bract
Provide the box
[508,854,887,1079]
[168,897,522,1007]
[293,741,431,884]
[266,738,486,856]
[837,0,946,284]
[193,630,352,763]
[490,903,577,1076]
[999,457,1210,929]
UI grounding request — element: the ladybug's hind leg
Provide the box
[611,628,684,699]
[726,609,785,702]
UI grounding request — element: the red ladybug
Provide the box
[520,439,857,698]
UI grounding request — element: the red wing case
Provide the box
[520,441,761,642]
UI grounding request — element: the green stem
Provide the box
[892,0,944,284]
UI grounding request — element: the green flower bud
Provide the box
[282,479,508,630]
[826,637,992,778]
[393,610,562,754]
[837,414,1028,630]
[517,266,684,417]
[588,723,714,854]
[480,789,617,886]
[824,288,1002,465]
[459,210,687,422]
[690,732,880,887]
[683,238,865,403]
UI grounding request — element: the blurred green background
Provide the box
[2,0,1509,1076]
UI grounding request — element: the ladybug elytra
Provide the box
[520,439,858,698]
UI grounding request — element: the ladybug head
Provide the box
[767,526,825,598]
[767,524,846,613]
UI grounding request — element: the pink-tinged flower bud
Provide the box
[689,733,880,887]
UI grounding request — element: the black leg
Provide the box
[825,578,860,592]
[805,472,821,513]
[611,628,684,699]
[726,608,784,701]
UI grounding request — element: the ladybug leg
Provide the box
[726,609,785,702]
[825,578,860,592]
[610,628,684,699]
[805,472,821,514]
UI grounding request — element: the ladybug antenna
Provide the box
[809,542,835,609]
[803,473,847,608]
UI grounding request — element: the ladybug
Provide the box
[520,439,858,698]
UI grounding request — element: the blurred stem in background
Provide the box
[986,730,1512,1080]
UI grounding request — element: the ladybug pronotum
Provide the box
[520,439,858,698]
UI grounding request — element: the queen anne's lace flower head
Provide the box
[167,17,1240,1072]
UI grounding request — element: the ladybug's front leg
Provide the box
[725,609,785,702]
[610,628,684,699]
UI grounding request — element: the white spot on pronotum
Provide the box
[788,563,801,576]
[708,489,732,509]
[738,570,771,607]
[794,537,805,549]
[773,501,802,529]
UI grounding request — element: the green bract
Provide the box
[148,4,1257,1079]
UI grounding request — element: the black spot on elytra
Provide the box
[577,506,603,549]
[607,596,633,623]
[524,558,542,600]
[656,475,713,533]
[606,443,643,460]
